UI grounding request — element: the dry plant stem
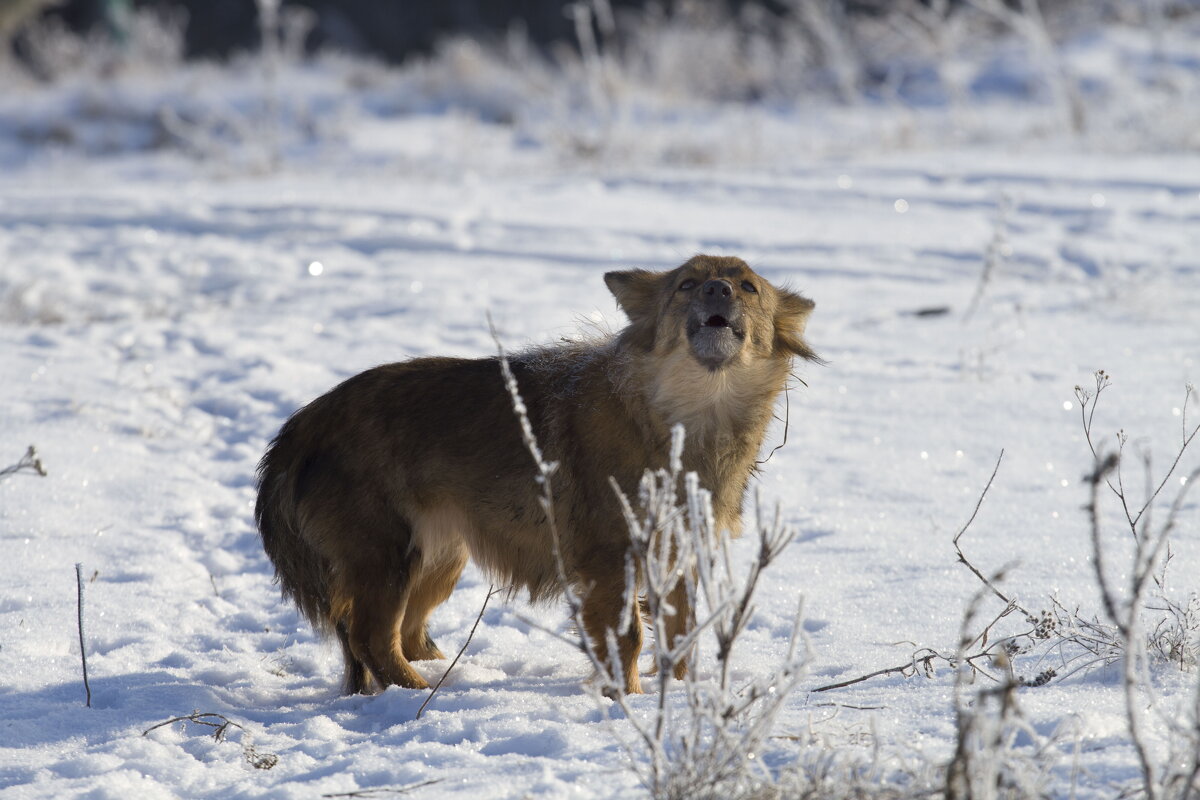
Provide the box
[75,563,91,708]
[416,585,500,720]
[0,445,47,481]
[1135,385,1200,533]
[488,317,653,760]
[1079,374,1200,693]
[143,711,246,739]
[493,317,808,797]
[810,652,937,693]
[1077,373,1134,532]
[1078,374,1200,542]
[1086,454,1160,800]
[964,194,1011,322]
[143,711,278,769]
[816,451,1017,694]
[811,603,1016,694]
[1181,676,1200,800]
[945,575,1051,800]
[952,450,1030,617]
[946,584,992,800]
[321,780,442,798]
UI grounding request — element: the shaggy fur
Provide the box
[255,255,818,695]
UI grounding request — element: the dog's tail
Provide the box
[254,422,334,633]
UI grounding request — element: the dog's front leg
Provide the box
[662,577,693,681]
[580,570,644,694]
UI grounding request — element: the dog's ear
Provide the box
[605,269,665,351]
[604,269,665,324]
[774,289,821,362]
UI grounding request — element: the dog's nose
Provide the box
[703,279,733,298]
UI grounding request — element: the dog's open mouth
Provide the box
[698,313,743,338]
[689,313,744,370]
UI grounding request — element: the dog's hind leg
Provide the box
[321,506,430,691]
[335,620,374,695]
[401,544,468,661]
[342,559,429,690]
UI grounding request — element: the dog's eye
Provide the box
[741,280,757,294]
[678,279,696,291]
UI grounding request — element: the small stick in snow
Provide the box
[810,652,939,693]
[0,445,47,481]
[143,711,245,739]
[321,780,442,798]
[143,711,278,770]
[75,563,91,708]
[415,584,501,721]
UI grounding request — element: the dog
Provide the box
[255,254,818,695]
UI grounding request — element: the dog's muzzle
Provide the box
[687,280,744,370]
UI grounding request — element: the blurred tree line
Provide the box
[6,0,898,62]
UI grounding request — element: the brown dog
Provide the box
[255,255,818,695]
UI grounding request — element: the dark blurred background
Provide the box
[7,0,871,62]
[16,0,676,61]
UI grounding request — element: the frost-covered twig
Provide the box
[491,314,807,799]
[946,579,1053,800]
[613,458,806,798]
[488,315,666,780]
[810,650,938,693]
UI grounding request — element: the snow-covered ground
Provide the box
[2,14,1200,800]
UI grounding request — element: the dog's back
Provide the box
[255,350,621,691]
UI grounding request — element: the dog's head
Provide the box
[605,255,818,371]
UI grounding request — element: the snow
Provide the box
[2,15,1200,800]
